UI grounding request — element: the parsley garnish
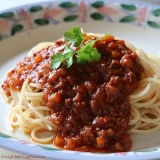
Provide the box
[77,42,101,65]
[50,27,101,69]
[64,27,84,47]
[50,44,74,69]
[51,52,64,69]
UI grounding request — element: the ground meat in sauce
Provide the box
[2,34,144,152]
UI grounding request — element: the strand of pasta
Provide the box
[31,126,55,143]
[128,47,160,133]
[5,78,56,135]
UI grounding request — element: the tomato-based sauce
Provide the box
[2,34,144,152]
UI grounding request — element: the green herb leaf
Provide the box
[63,44,74,68]
[64,27,84,47]
[51,44,75,69]
[64,52,74,68]
[63,44,71,54]
[91,48,101,61]
[50,27,102,69]
[77,42,101,65]
[51,53,65,69]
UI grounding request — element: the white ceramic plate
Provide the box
[0,0,160,159]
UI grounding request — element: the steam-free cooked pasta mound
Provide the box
[2,33,144,152]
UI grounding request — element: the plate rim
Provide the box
[0,0,160,159]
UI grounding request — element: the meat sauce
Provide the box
[2,34,144,152]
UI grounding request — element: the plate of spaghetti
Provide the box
[1,0,160,160]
